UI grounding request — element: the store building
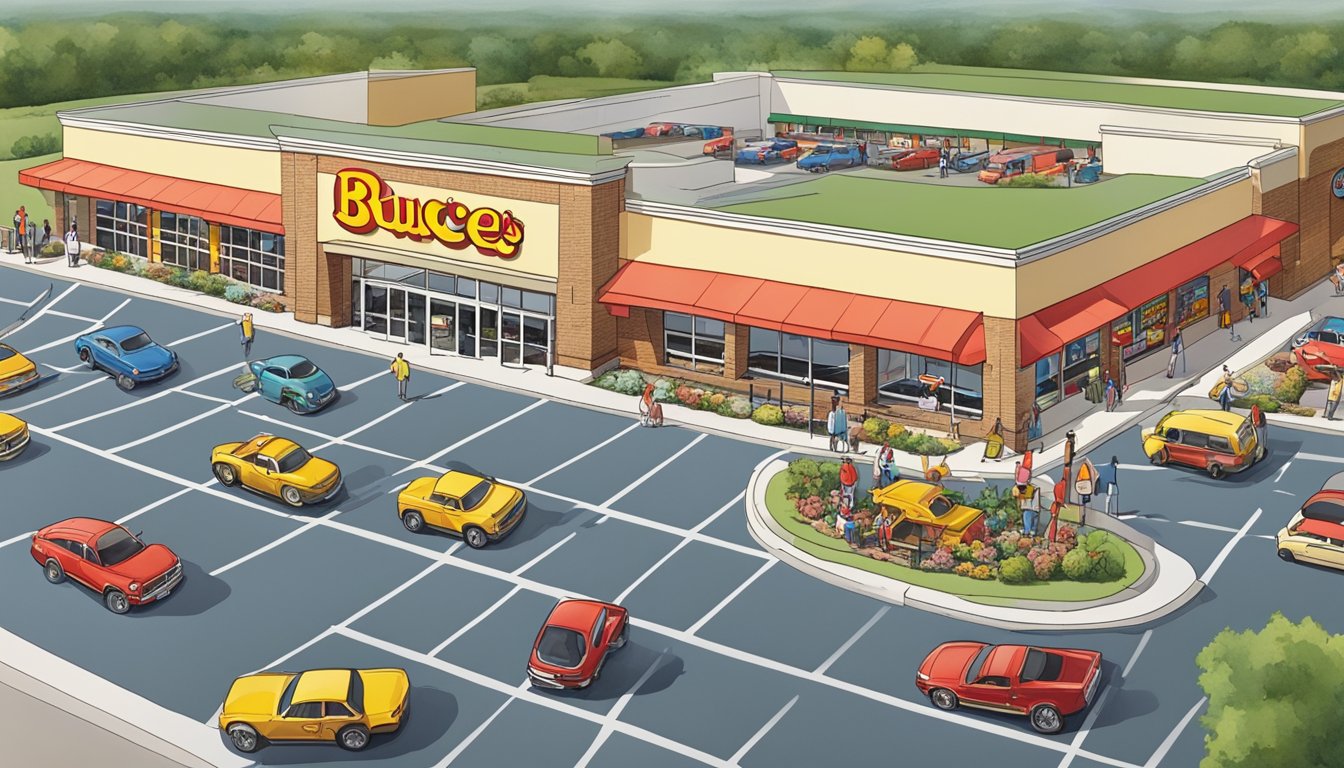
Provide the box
[21,65,1344,449]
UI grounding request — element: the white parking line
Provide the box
[526,422,640,485]
[429,585,524,658]
[47,362,242,432]
[1274,461,1292,483]
[393,397,548,476]
[615,538,692,605]
[238,410,416,462]
[319,381,465,449]
[687,560,775,636]
[6,376,109,414]
[3,284,77,339]
[47,309,98,323]
[1143,698,1207,768]
[108,395,250,454]
[512,533,577,576]
[1055,630,1152,768]
[1296,452,1344,464]
[1176,520,1239,534]
[574,650,670,768]
[22,297,130,354]
[178,389,235,406]
[1201,508,1262,584]
[434,698,514,768]
[0,488,194,551]
[813,606,889,675]
[601,433,708,508]
[729,694,798,766]
[692,490,748,533]
[209,509,344,577]
[167,322,235,347]
[1273,489,1295,496]
[344,368,397,392]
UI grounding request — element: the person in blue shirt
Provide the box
[1095,456,1120,516]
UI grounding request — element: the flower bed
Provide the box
[769,459,1143,601]
[1234,361,1314,416]
[84,250,286,313]
[859,416,960,456]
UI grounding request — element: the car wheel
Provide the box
[929,688,958,711]
[79,347,95,369]
[337,724,370,751]
[1207,463,1225,479]
[213,463,239,487]
[611,620,629,650]
[228,723,262,753]
[281,486,305,508]
[402,511,425,533]
[104,589,131,615]
[116,374,135,391]
[1278,548,1296,562]
[1030,704,1064,734]
[1150,448,1168,466]
[285,397,306,415]
[463,526,489,549]
[44,558,65,584]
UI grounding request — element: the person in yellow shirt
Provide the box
[1327,373,1343,421]
[390,352,411,401]
[238,313,254,359]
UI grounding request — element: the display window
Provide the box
[1061,331,1101,397]
[1175,276,1209,327]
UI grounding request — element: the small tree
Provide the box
[1197,613,1344,767]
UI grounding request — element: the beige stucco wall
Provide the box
[62,126,281,192]
[315,170,561,280]
[621,213,1017,317]
[1301,113,1344,177]
[1102,131,1280,177]
[1016,176,1253,315]
[367,70,477,126]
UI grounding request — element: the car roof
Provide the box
[40,517,117,540]
[265,354,310,368]
[981,645,1026,678]
[871,479,938,505]
[433,471,484,497]
[546,599,608,633]
[100,325,148,342]
[1295,518,1344,540]
[1163,409,1246,431]
[257,436,301,460]
[292,669,352,704]
[1323,471,1344,492]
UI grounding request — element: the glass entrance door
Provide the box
[406,291,426,346]
[457,304,477,356]
[500,311,522,364]
[388,288,407,340]
[363,282,388,336]
[523,315,550,366]
[430,298,456,354]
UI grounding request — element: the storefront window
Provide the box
[219,226,284,293]
[158,212,209,271]
[747,328,849,390]
[663,311,725,375]
[1175,277,1209,328]
[95,200,149,258]
[1035,355,1061,410]
[1115,294,1169,361]
[1061,331,1102,398]
[878,349,983,418]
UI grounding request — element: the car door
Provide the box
[246,454,280,495]
[1307,537,1344,569]
[427,493,462,532]
[321,701,360,739]
[1180,431,1212,470]
[94,337,121,373]
[586,608,610,679]
[259,366,286,401]
[71,541,104,589]
[48,538,89,587]
[271,701,324,741]
[962,675,1019,712]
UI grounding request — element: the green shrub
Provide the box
[1273,366,1308,404]
[39,241,65,257]
[863,416,889,443]
[593,371,620,391]
[726,395,753,418]
[752,404,784,426]
[611,369,646,395]
[1061,530,1125,581]
[652,378,677,403]
[998,555,1035,584]
[1281,403,1317,417]
[1062,547,1095,580]
[186,270,212,291]
[10,133,60,159]
[167,268,192,288]
[203,273,231,297]
[224,284,254,304]
[1231,394,1280,413]
[1000,173,1058,188]
[1241,365,1279,397]
[784,458,843,501]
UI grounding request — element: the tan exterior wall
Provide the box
[1103,132,1278,178]
[622,213,1016,317]
[1302,114,1344,178]
[62,127,281,192]
[1301,136,1344,299]
[367,70,477,125]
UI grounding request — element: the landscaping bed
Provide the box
[766,460,1144,604]
[1238,357,1314,416]
[71,246,287,313]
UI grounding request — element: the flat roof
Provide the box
[772,65,1344,119]
[708,172,1206,249]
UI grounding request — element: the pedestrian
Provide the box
[826,397,839,452]
[1169,326,1185,376]
[14,206,25,254]
[63,223,80,267]
[1218,365,1234,412]
[1258,281,1269,318]
[1218,283,1237,341]
[1327,373,1343,421]
[1249,402,1265,451]
[878,440,899,487]
[1241,275,1256,323]
[839,456,858,510]
[938,153,948,178]
[40,219,50,249]
[842,505,858,546]
[1028,400,1042,441]
[1015,482,1040,535]
[981,417,1005,462]
[1096,455,1120,516]
[873,507,891,551]
[237,312,254,358]
[1104,370,1118,412]
[871,444,883,487]
[833,397,849,453]
[1335,262,1344,295]
[390,351,410,401]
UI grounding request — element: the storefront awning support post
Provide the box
[807,377,815,439]
[949,364,957,440]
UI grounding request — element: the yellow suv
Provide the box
[219,667,409,753]
[211,434,342,507]
[397,470,526,548]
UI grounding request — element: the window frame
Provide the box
[158,211,210,271]
[876,348,984,419]
[663,312,726,374]
[219,225,285,294]
[94,199,149,258]
[746,327,850,392]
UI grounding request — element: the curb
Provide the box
[746,458,1203,631]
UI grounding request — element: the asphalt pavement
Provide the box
[0,263,1341,768]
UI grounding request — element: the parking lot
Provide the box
[1,263,1341,768]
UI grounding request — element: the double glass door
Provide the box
[365,284,426,345]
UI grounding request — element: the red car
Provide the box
[30,517,183,614]
[1293,332,1344,382]
[644,123,683,137]
[890,148,942,170]
[526,598,629,689]
[703,133,735,155]
[915,642,1103,734]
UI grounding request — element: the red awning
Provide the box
[19,158,284,234]
[1240,244,1284,282]
[598,261,986,365]
[1019,215,1298,366]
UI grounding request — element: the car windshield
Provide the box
[1020,648,1065,683]
[986,162,1003,170]
[276,446,312,474]
[120,332,154,352]
[536,627,587,668]
[288,360,319,379]
[96,527,144,566]
[965,645,994,684]
[461,480,492,510]
[0,345,14,362]
[928,495,954,517]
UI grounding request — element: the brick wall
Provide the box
[1298,137,1344,299]
[849,344,878,405]
[982,316,1019,448]
[324,245,352,327]
[1257,180,1304,297]
[282,153,320,322]
[556,180,622,370]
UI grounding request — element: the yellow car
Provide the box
[218,667,409,753]
[0,413,30,461]
[397,470,526,549]
[872,479,987,549]
[210,434,342,507]
[0,343,40,397]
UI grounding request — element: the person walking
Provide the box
[938,152,948,178]
[1258,281,1269,318]
[40,219,50,249]
[833,397,849,454]
[1104,370,1118,412]
[839,456,858,511]
[1170,326,1185,376]
[1096,455,1120,516]
[237,312,255,359]
[878,440,898,487]
[1218,283,1239,341]
[63,222,80,267]
[826,398,839,452]
[1218,365,1235,412]
[871,446,883,488]
[873,507,891,552]
[390,352,411,401]
[14,206,26,255]
[1327,373,1343,421]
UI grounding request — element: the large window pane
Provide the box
[522,291,552,314]
[694,317,725,339]
[664,312,692,334]
[665,333,693,356]
[218,225,286,294]
[428,272,455,295]
[781,332,808,361]
[694,339,725,362]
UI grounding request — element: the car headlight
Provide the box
[917,672,930,681]
[131,368,140,375]
[306,391,317,401]
[128,582,139,592]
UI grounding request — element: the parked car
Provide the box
[527,598,630,690]
[30,517,183,614]
[0,342,40,397]
[888,148,942,171]
[74,324,178,391]
[0,412,29,461]
[797,142,864,172]
[397,469,526,549]
[218,667,410,753]
[735,139,800,165]
[1141,409,1265,478]
[245,355,337,414]
[600,127,645,140]
[1292,317,1344,381]
[871,480,988,548]
[1277,471,1344,569]
[951,150,991,173]
[978,146,1075,184]
[1072,160,1104,184]
[211,434,343,507]
[916,642,1103,734]
[682,125,724,139]
[703,133,735,155]
[644,123,682,137]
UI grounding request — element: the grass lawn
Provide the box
[1,152,60,223]
[765,472,1144,605]
[713,172,1205,249]
[0,90,198,161]
[478,76,680,108]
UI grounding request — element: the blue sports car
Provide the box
[247,355,337,414]
[74,325,179,390]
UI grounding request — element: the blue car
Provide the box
[601,127,645,140]
[952,150,991,173]
[797,143,864,172]
[74,325,178,390]
[247,355,337,414]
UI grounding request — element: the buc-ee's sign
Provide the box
[332,168,525,259]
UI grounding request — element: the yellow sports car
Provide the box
[0,343,40,397]
[210,434,342,507]
[872,479,988,548]
[397,470,526,549]
[218,667,409,753]
[0,413,30,461]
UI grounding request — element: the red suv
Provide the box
[31,518,183,614]
[527,599,629,689]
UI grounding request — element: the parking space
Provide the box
[531,425,701,506]
[619,541,767,631]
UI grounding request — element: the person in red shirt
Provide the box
[839,456,859,510]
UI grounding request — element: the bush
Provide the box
[726,395,753,418]
[168,268,193,288]
[954,561,975,577]
[1062,547,1095,580]
[84,250,104,267]
[652,378,677,404]
[794,494,825,520]
[610,369,645,395]
[887,422,906,439]
[142,263,174,282]
[1000,173,1058,188]
[253,293,286,313]
[752,404,784,426]
[10,133,60,159]
[1273,366,1308,405]
[185,270,211,291]
[1062,530,1126,582]
[39,241,64,257]
[920,547,956,572]
[1241,365,1279,397]
[785,458,840,500]
[1282,403,1317,417]
[970,564,994,580]
[783,405,810,428]
[203,273,231,297]
[593,371,620,391]
[862,417,889,443]
[890,429,959,456]
[224,283,254,304]
[1232,394,1280,413]
[998,555,1035,583]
